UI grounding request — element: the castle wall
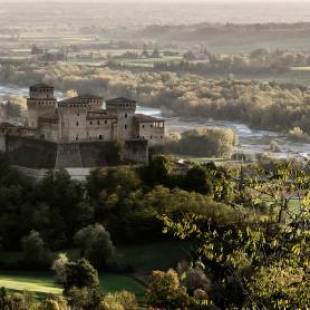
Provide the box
[135,122,165,146]
[40,121,59,141]
[123,140,149,164]
[5,136,57,168]
[106,100,136,141]
[86,119,116,141]
[55,141,148,168]
[0,135,6,152]
[56,143,83,168]
[58,105,88,142]
[117,113,135,141]
[27,99,57,128]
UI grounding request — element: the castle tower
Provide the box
[58,95,103,142]
[26,83,57,128]
[105,97,136,141]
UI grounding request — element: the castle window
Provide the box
[97,120,100,125]
[125,113,127,118]
[125,124,127,129]
[104,120,107,124]
[90,121,93,125]
[76,121,79,127]
[99,135,103,140]
[76,136,79,141]
[142,125,145,128]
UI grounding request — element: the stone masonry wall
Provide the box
[3,135,148,169]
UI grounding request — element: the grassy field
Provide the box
[117,240,191,272]
[0,273,61,295]
[0,240,191,299]
[0,272,144,299]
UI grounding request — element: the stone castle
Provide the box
[0,83,165,168]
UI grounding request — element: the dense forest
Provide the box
[0,151,309,308]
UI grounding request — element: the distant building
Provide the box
[0,84,165,169]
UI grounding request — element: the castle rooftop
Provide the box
[134,114,165,123]
[58,95,103,106]
[30,83,54,89]
[106,97,136,105]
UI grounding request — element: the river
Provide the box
[1,84,310,158]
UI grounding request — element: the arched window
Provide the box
[99,135,103,140]
[125,124,127,129]
[125,113,128,118]
[76,121,79,127]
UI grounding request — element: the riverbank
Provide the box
[1,83,310,158]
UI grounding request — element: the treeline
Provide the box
[139,22,310,46]
[1,63,310,134]
[0,153,235,258]
[154,48,310,75]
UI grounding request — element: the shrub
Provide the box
[288,126,309,142]
[146,269,189,309]
[99,291,138,310]
[167,127,238,158]
[63,258,99,292]
[51,253,69,284]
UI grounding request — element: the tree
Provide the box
[161,161,310,308]
[35,169,87,248]
[99,167,141,195]
[74,224,115,269]
[146,269,189,309]
[173,127,237,158]
[21,230,50,267]
[63,258,99,292]
[184,166,213,195]
[142,155,172,186]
